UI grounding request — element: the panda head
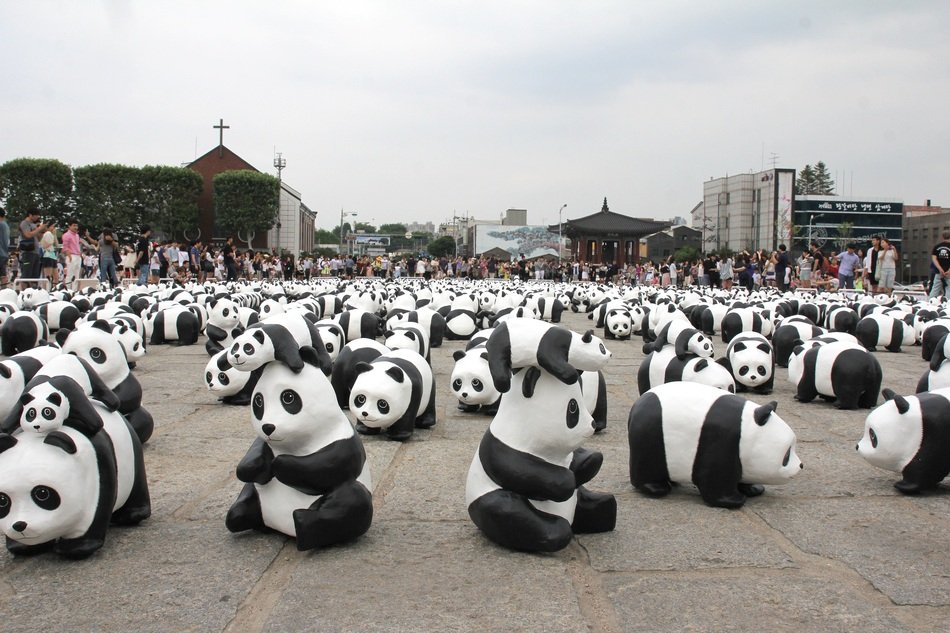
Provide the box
[208,298,242,329]
[568,330,612,370]
[605,311,632,337]
[739,401,802,485]
[228,327,275,372]
[250,351,347,447]
[729,340,773,388]
[685,358,735,393]
[112,323,146,364]
[349,361,411,429]
[450,350,499,406]
[58,322,129,386]
[384,327,424,356]
[686,331,714,357]
[315,322,345,362]
[492,367,594,459]
[205,351,250,396]
[857,390,922,473]
[259,299,285,320]
[18,382,73,435]
[0,432,94,547]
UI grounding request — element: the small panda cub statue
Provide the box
[628,382,802,508]
[205,298,245,356]
[466,367,616,552]
[0,377,151,558]
[857,388,950,494]
[451,344,501,414]
[228,313,332,376]
[642,320,714,360]
[721,332,775,394]
[204,350,262,406]
[349,348,436,441]
[226,347,373,550]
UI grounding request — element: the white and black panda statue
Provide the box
[204,298,245,356]
[603,308,634,341]
[349,348,436,441]
[0,346,62,423]
[857,388,950,494]
[637,347,735,395]
[0,379,150,558]
[204,351,262,406]
[787,341,882,409]
[1,311,49,357]
[642,320,714,360]
[627,382,802,508]
[465,366,616,552]
[225,347,373,550]
[450,346,501,415]
[227,313,332,376]
[578,369,608,432]
[720,333,775,394]
[854,313,915,353]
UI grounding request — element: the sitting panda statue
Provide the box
[225,347,373,550]
[465,366,616,552]
[857,388,950,494]
[628,382,803,508]
[0,377,151,558]
[204,298,246,356]
[204,351,262,406]
[450,344,501,415]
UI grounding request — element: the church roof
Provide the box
[549,198,671,236]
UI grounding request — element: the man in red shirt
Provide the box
[61,220,84,289]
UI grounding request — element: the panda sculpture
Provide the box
[205,351,263,406]
[916,362,950,394]
[1,311,49,357]
[719,308,767,344]
[6,375,111,437]
[314,320,346,363]
[825,305,858,334]
[465,366,617,552]
[444,308,479,341]
[603,308,634,341]
[330,339,390,411]
[486,319,612,393]
[773,321,825,367]
[333,308,382,343]
[450,346,501,414]
[35,301,81,332]
[384,323,430,363]
[144,304,201,346]
[57,321,154,444]
[578,370,608,432]
[855,313,915,352]
[637,346,735,395]
[926,332,950,373]
[204,298,245,356]
[0,384,151,558]
[920,321,950,362]
[349,348,436,441]
[857,388,950,494]
[787,341,882,409]
[385,307,446,348]
[0,346,62,423]
[720,333,775,394]
[108,322,146,369]
[225,347,373,550]
[642,320,714,360]
[627,382,802,508]
[227,313,332,376]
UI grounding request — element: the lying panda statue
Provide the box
[720,333,775,394]
[225,347,373,550]
[204,351,262,406]
[857,388,950,494]
[0,378,150,558]
[227,313,332,376]
[642,320,714,361]
[627,382,802,508]
[637,346,735,395]
[787,341,882,410]
[349,348,436,441]
[466,367,616,552]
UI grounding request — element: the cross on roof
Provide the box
[213,118,230,157]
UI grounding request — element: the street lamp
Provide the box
[807,213,824,253]
[339,210,357,255]
[558,204,567,266]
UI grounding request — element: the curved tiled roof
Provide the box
[549,198,670,236]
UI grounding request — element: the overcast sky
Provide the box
[3,1,949,230]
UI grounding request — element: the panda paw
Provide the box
[355,422,381,435]
[5,537,54,557]
[894,480,923,495]
[737,483,765,497]
[636,481,672,497]
[55,537,106,559]
[703,491,747,509]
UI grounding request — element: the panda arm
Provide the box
[271,436,365,496]
[479,432,576,502]
[570,448,604,486]
[85,369,121,412]
[235,438,275,484]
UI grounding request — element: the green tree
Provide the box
[796,161,835,195]
[379,223,407,235]
[0,158,73,227]
[354,221,377,233]
[73,163,145,242]
[139,165,203,240]
[673,246,701,264]
[314,229,338,245]
[835,221,854,251]
[213,170,280,250]
[427,235,456,257]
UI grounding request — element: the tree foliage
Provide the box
[314,229,339,245]
[73,163,145,242]
[427,235,456,257]
[0,158,73,226]
[673,246,701,264]
[354,221,377,233]
[796,161,836,195]
[379,223,407,235]
[139,165,203,239]
[213,170,280,249]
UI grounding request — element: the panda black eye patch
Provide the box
[31,486,60,510]
[90,348,105,363]
[566,399,580,429]
[42,407,56,420]
[280,390,302,414]
[218,373,230,385]
[0,492,10,518]
[253,394,265,420]
[452,379,462,391]
[472,379,483,391]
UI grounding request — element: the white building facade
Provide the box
[267,182,316,255]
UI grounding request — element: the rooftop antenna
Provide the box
[768,152,779,169]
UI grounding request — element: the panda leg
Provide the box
[457,402,480,413]
[225,483,266,533]
[125,407,154,445]
[571,486,617,534]
[737,483,765,497]
[795,384,818,403]
[292,480,373,550]
[355,422,381,435]
[5,537,55,556]
[415,379,437,429]
[111,430,151,526]
[696,479,747,509]
[468,489,574,552]
[834,390,860,410]
[481,398,500,415]
[384,414,415,441]
[591,375,608,432]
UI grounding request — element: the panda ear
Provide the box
[44,431,78,454]
[521,367,541,398]
[715,357,731,369]
[0,364,10,379]
[694,359,709,371]
[253,330,266,343]
[792,345,805,356]
[0,433,17,453]
[47,392,63,406]
[882,389,910,414]
[91,319,112,333]
[452,350,465,361]
[753,401,778,426]
[757,343,771,354]
[384,330,394,338]
[733,342,747,352]
[209,299,218,309]
[354,362,374,376]
[582,330,594,343]
[55,328,73,347]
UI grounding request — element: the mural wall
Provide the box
[474,225,561,258]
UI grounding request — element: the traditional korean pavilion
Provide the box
[551,198,670,266]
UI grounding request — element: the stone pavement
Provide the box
[0,309,947,632]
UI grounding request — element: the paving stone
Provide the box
[604,570,911,633]
[263,521,587,633]
[752,497,950,606]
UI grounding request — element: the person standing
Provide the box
[864,236,881,294]
[929,231,950,299]
[222,237,237,281]
[135,226,152,285]
[18,209,47,288]
[60,220,86,289]
[39,221,60,285]
[876,238,899,295]
[837,244,861,290]
[92,225,120,287]
[0,209,9,288]
[719,254,734,290]
[772,244,789,292]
